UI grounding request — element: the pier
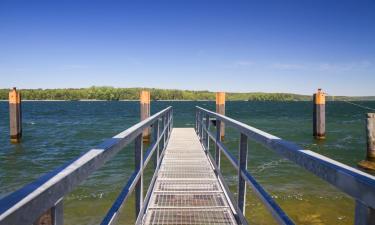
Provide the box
[1,106,375,225]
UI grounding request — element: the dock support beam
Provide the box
[313,89,325,139]
[216,92,225,140]
[238,133,248,214]
[358,113,375,170]
[135,134,143,217]
[9,87,22,143]
[140,90,151,143]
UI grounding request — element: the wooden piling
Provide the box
[313,89,325,139]
[140,90,151,142]
[216,92,225,140]
[358,113,375,170]
[9,87,22,143]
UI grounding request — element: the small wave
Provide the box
[254,159,287,173]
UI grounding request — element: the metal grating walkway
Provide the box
[142,128,238,225]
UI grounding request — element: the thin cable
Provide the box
[326,93,375,111]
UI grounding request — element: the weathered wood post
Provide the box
[9,87,22,143]
[134,133,143,217]
[358,113,375,170]
[140,90,150,143]
[216,92,225,140]
[313,89,325,139]
[238,133,248,214]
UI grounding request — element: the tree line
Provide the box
[0,86,371,101]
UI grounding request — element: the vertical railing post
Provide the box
[169,110,172,138]
[134,133,143,217]
[196,110,200,136]
[199,111,204,142]
[205,114,210,150]
[165,112,168,141]
[194,110,198,132]
[238,133,248,214]
[153,119,160,169]
[163,114,167,148]
[215,119,221,168]
[34,198,63,225]
[354,200,375,225]
[52,198,64,225]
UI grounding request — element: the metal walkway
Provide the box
[141,128,238,225]
[2,106,375,225]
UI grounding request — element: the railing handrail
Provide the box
[0,106,173,225]
[196,106,375,224]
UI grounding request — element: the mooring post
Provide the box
[205,114,210,151]
[134,133,143,217]
[153,119,160,169]
[216,92,225,140]
[9,87,22,143]
[140,90,151,143]
[215,120,221,168]
[238,133,248,214]
[313,89,326,139]
[358,113,375,170]
[354,200,375,225]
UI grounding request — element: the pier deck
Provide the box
[141,128,238,225]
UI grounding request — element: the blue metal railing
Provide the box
[196,106,375,225]
[0,107,173,225]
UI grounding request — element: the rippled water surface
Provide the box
[1,101,374,225]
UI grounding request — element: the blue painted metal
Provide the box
[196,106,375,225]
[0,107,173,225]
[101,116,173,225]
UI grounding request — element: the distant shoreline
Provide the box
[1,87,374,101]
[0,99,217,102]
[0,99,374,102]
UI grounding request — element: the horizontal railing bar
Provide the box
[102,116,173,225]
[203,126,294,224]
[197,106,375,209]
[0,107,172,225]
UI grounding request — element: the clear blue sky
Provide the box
[0,0,374,96]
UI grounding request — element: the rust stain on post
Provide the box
[140,90,151,142]
[216,92,225,140]
[358,113,375,170]
[9,87,22,143]
[313,89,325,140]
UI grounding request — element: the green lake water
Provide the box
[1,101,375,225]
